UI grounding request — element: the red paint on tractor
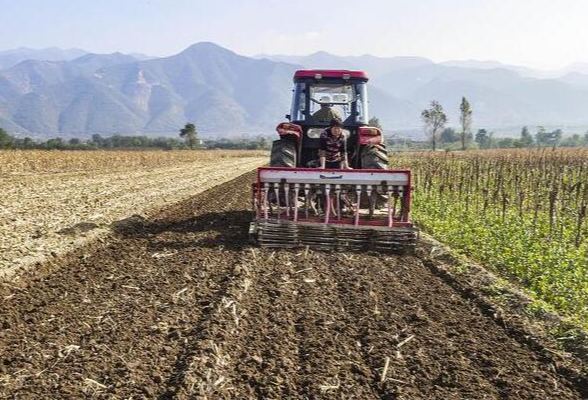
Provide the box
[276,122,303,139]
[293,70,369,81]
[358,126,384,145]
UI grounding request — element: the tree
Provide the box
[22,137,35,149]
[259,137,269,150]
[496,138,515,148]
[440,128,459,143]
[535,126,549,146]
[0,127,14,149]
[520,126,534,147]
[368,116,382,130]
[561,134,582,147]
[179,123,199,149]
[91,134,105,149]
[421,101,447,151]
[45,137,65,150]
[459,97,473,150]
[536,127,562,149]
[475,129,492,149]
[549,129,563,149]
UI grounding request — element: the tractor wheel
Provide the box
[270,139,297,167]
[361,143,389,208]
[361,143,388,169]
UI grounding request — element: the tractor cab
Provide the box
[288,70,370,128]
[278,70,382,169]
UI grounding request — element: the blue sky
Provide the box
[2,0,588,69]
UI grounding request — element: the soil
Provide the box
[0,171,586,399]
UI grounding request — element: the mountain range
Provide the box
[2,44,588,139]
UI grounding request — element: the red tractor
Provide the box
[250,70,418,252]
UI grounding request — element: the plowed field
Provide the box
[1,171,586,399]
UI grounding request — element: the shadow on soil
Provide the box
[111,210,254,251]
[110,210,412,256]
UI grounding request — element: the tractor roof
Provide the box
[293,70,369,82]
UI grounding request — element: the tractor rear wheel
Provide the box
[270,139,297,167]
[361,143,389,208]
[361,143,388,169]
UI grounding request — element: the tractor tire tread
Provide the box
[270,139,296,168]
[361,143,389,169]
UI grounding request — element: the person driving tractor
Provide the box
[319,119,351,169]
[312,95,342,123]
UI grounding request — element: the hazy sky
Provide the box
[2,0,588,69]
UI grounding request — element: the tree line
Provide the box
[3,117,587,152]
[0,125,270,151]
[418,99,588,150]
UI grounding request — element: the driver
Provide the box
[312,95,342,123]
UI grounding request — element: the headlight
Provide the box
[307,128,323,139]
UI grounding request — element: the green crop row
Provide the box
[391,148,588,326]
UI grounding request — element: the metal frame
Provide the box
[253,167,414,229]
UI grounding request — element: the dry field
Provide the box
[0,150,266,279]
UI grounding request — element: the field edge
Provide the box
[418,233,588,376]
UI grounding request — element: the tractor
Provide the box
[250,70,418,252]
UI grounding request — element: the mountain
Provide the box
[3,43,588,138]
[439,60,545,78]
[373,63,588,128]
[0,47,88,70]
[557,62,588,77]
[559,72,588,88]
[0,52,143,98]
[129,52,156,61]
[71,52,141,75]
[258,51,433,78]
[260,51,357,71]
[0,60,81,96]
[93,42,299,135]
[266,51,588,130]
[0,42,299,137]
